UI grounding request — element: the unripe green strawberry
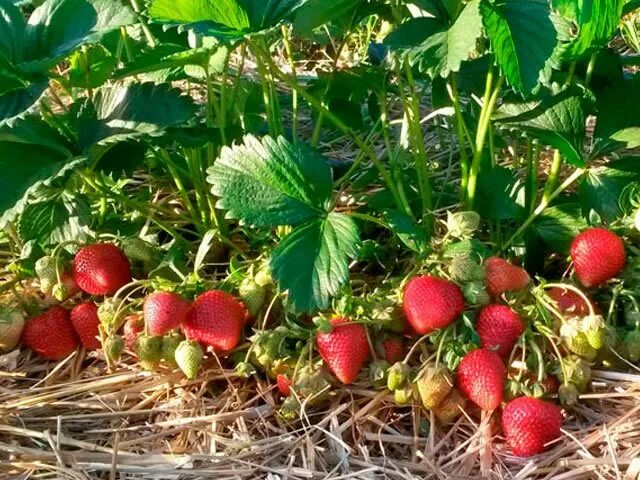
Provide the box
[564,332,597,361]
[105,335,124,362]
[462,282,490,306]
[416,366,453,409]
[136,335,163,370]
[625,309,640,328]
[634,209,640,232]
[624,330,640,362]
[52,283,68,302]
[294,367,330,405]
[97,299,119,328]
[161,332,184,366]
[433,388,467,423]
[387,362,411,391]
[239,277,266,318]
[448,254,484,283]
[175,340,204,379]
[394,386,415,405]
[584,327,606,350]
[35,256,56,294]
[557,356,591,392]
[254,267,272,287]
[280,395,301,420]
[558,383,579,406]
[0,307,25,352]
[446,211,481,238]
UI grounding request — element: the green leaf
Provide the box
[270,212,360,313]
[495,87,587,166]
[293,0,362,34]
[580,157,640,222]
[0,80,47,125]
[475,164,525,220]
[71,82,198,147]
[0,117,85,226]
[593,75,640,156]
[67,44,116,89]
[385,0,482,78]
[17,195,92,246]
[0,0,25,63]
[480,0,560,94]
[207,135,332,227]
[148,0,308,39]
[530,203,587,253]
[565,0,625,59]
[385,209,427,253]
[21,0,137,71]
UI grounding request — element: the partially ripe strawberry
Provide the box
[72,243,132,295]
[485,257,530,297]
[0,307,25,352]
[502,396,563,457]
[477,305,525,358]
[276,374,292,396]
[316,317,369,384]
[570,228,626,288]
[70,302,101,350]
[123,314,143,349]
[183,290,246,352]
[144,291,190,336]
[456,348,506,410]
[547,287,592,316]
[403,275,465,335]
[22,306,78,360]
[381,338,405,363]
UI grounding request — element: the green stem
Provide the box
[252,46,278,137]
[542,149,563,205]
[82,45,93,100]
[281,25,299,142]
[218,48,232,145]
[525,140,540,214]
[502,168,586,250]
[449,75,470,200]
[129,0,157,48]
[156,149,202,231]
[466,68,504,209]
[585,53,597,85]
[402,61,433,230]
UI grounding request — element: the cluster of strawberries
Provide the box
[283,227,628,457]
[14,243,250,379]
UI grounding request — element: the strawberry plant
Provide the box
[0,0,640,474]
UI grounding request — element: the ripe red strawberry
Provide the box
[502,396,563,457]
[485,257,530,297]
[477,305,525,358]
[72,243,132,295]
[70,302,101,350]
[123,314,144,349]
[570,228,626,288]
[403,275,465,335]
[541,375,560,395]
[316,317,369,384]
[183,290,246,352]
[22,306,78,360]
[547,287,592,316]
[381,338,405,363]
[456,348,506,410]
[144,291,190,336]
[276,374,292,396]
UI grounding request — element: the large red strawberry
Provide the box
[502,396,563,457]
[456,348,506,410]
[485,257,530,297]
[72,243,132,295]
[22,306,78,360]
[570,228,626,288]
[183,290,246,352]
[477,305,525,358]
[144,291,190,336]
[70,302,101,350]
[403,275,465,335]
[381,338,405,363]
[547,287,592,316]
[316,317,369,384]
[123,314,143,349]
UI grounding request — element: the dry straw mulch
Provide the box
[1,349,640,480]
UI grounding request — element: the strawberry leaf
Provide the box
[564,0,625,59]
[530,203,587,253]
[207,135,333,227]
[481,0,561,95]
[270,212,360,313]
